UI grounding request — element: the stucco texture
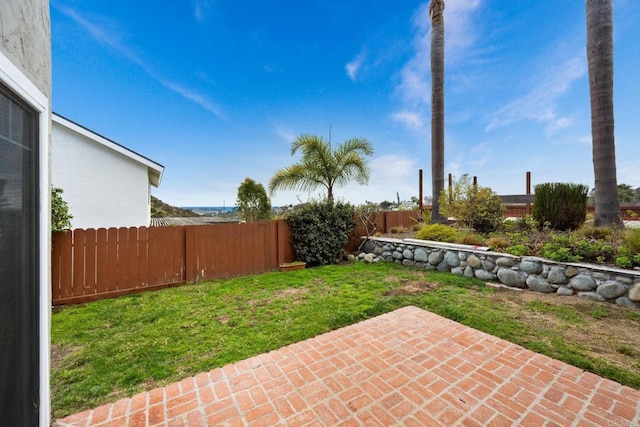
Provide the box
[0,0,51,96]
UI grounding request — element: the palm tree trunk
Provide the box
[430,0,446,223]
[586,0,621,226]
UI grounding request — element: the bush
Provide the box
[439,174,505,233]
[52,187,73,233]
[625,228,640,253]
[533,183,588,231]
[286,201,355,266]
[456,233,484,246]
[578,225,613,241]
[487,236,510,251]
[416,224,459,242]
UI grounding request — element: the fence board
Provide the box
[85,228,97,294]
[127,227,138,288]
[96,229,108,295]
[118,227,130,290]
[107,228,118,292]
[72,229,85,297]
[58,231,73,299]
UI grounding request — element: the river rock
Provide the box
[402,259,415,267]
[520,258,543,274]
[569,274,597,291]
[497,268,527,288]
[615,296,639,308]
[578,292,605,302]
[464,266,475,278]
[628,283,640,302]
[364,253,375,263]
[437,260,450,272]
[548,266,568,284]
[373,246,383,256]
[475,269,496,281]
[496,257,517,267]
[392,251,403,260]
[403,249,414,260]
[445,251,460,267]
[467,255,481,268]
[481,259,496,271]
[451,267,464,276]
[557,287,574,296]
[526,275,553,293]
[564,266,580,277]
[428,251,444,265]
[414,248,428,263]
[596,281,627,300]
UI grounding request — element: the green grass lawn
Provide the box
[51,262,640,419]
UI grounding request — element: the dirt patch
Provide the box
[51,344,83,371]
[383,272,439,296]
[274,288,308,298]
[384,282,439,296]
[488,290,640,373]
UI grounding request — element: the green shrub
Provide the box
[286,201,355,266]
[578,225,613,241]
[487,236,510,251]
[456,233,485,246]
[505,245,528,257]
[439,174,505,233]
[52,187,73,233]
[625,228,640,253]
[533,183,588,231]
[416,224,459,242]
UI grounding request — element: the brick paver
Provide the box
[55,306,640,426]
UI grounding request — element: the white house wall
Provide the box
[52,122,152,229]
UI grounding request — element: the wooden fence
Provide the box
[51,206,639,306]
[52,220,295,306]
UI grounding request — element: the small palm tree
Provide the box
[269,134,374,203]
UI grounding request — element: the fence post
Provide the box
[526,171,532,215]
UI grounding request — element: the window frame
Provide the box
[0,51,51,427]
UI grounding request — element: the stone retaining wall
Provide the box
[358,237,640,308]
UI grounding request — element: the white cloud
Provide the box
[485,55,586,131]
[193,0,211,24]
[346,50,366,81]
[395,1,482,126]
[56,4,228,122]
[391,110,425,131]
[275,124,297,143]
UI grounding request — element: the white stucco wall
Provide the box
[52,121,153,229]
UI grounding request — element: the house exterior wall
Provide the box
[0,0,51,96]
[52,121,153,229]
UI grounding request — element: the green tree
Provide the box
[52,187,73,232]
[617,184,635,204]
[269,134,373,203]
[586,0,621,226]
[430,0,446,223]
[236,178,272,222]
[439,174,505,233]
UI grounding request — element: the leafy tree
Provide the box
[617,184,636,204]
[430,0,446,223]
[236,178,272,222]
[52,187,73,232]
[586,0,621,226]
[269,134,373,204]
[439,174,505,233]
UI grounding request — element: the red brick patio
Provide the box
[55,306,640,426]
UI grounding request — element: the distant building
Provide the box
[51,114,164,229]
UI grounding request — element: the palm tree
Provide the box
[269,134,374,203]
[586,0,621,226]
[430,0,446,223]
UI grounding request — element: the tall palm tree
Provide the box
[269,134,374,204]
[586,0,621,226]
[430,0,446,223]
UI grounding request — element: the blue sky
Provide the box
[51,0,640,207]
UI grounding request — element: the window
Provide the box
[0,81,40,425]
